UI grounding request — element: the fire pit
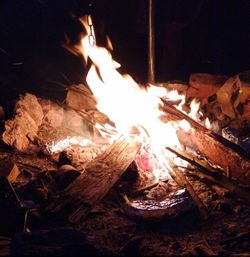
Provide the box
[0,2,250,257]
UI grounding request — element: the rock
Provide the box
[38,98,64,128]
[2,110,39,152]
[2,94,43,152]
[0,159,20,182]
[66,84,97,111]
[14,93,44,126]
[57,165,80,188]
[43,107,64,128]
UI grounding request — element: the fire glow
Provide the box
[81,16,194,181]
[49,16,208,182]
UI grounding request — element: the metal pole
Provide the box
[148,0,155,83]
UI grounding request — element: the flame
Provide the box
[205,117,211,129]
[75,16,197,181]
[189,99,200,120]
[53,16,212,182]
[164,89,186,111]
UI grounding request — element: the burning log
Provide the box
[161,100,250,186]
[47,136,140,224]
[166,147,250,204]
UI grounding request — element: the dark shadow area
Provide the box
[0,0,249,103]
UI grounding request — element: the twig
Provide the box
[169,164,208,219]
[166,147,250,204]
[16,161,42,170]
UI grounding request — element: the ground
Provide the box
[0,141,249,257]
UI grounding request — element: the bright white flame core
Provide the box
[78,16,196,180]
[49,16,209,182]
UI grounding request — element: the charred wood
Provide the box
[169,165,208,219]
[161,99,250,185]
[166,147,250,204]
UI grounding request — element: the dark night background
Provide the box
[0,0,249,103]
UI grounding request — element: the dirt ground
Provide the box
[0,142,249,257]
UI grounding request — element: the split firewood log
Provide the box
[46,136,141,224]
[161,100,250,186]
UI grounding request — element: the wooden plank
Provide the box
[65,136,141,223]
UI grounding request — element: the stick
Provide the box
[166,147,250,204]
[161,99,250,186]
[169,164,209,219]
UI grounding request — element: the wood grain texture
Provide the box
[66,136,141,206]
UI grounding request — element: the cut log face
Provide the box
[66,137,141,206]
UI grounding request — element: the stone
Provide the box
[66,84,97,111]
[15,93,44,126]
[38,98,64,128]
[2,94,44,152]
[2,110,39,152]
